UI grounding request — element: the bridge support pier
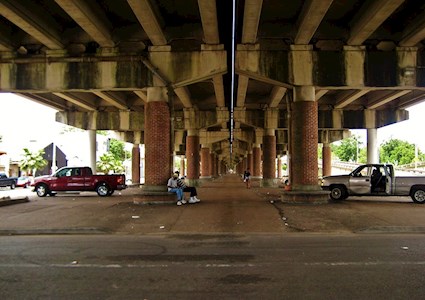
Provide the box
[284,86,329,203]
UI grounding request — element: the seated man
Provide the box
[175,171,201,204]
[167,172,185,206]
[371,168,382,191]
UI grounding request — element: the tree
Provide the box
[332,135,363,162]
[96,152,125,174]
[108,139,130,161]
[379,139,420,165]
[19,148,48,176]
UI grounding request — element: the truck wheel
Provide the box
[330,185,347,201]
[107,190,115,196]
[35,184,48,197]
[10,182,16,190]
[411,188,425,204]
[96,183,110,197]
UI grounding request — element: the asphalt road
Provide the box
[1,234,424,300]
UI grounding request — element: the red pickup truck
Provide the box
[33,166,127,197]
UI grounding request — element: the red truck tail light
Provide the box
[117,175,125,184]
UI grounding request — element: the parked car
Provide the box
[32,166,127,197]
[0,173,17,189]
[16,176,32,188]
[321,163,425,203]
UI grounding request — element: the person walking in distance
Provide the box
[167,172,185,206]
[243,168,251,189]
[175,171,201,204]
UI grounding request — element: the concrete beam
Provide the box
[0,56,152,92]
[0,22,13,51]
[128,0,167,46]
[200,131,229,145]
[149,50,227,87]
[400,11,425,46]
[174,87,193,108]
[242,0,263,44]
[315,89,328,101]
[347,0,405,45]
[55,0,114,48]
[397,91,425,110]
[236,75,249,107]
[213,75,225,107]
[269,86,286,107]
[134,90,147,103]
[56,111,144,131]
[367,90,411,109]
[198,0,219,44]
[53,92,97,111]
[92,91,128,110]
[0,0,63,49]
[335,89,369,109]
[16,92,68,111]
[295,0,334,44]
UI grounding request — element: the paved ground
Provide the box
[1,174,425,235]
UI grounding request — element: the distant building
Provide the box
[38,143,67,175]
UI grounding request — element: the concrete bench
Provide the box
[133,191,178,205]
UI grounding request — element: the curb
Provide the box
[0,197,29,207]
[0,227,110,236]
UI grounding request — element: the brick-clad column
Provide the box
[291,86,319,190]
[144,87,171,191]
[253,145,261,177]
[263,133,276,179]
[186,134,200,179]
[247,151,253,171]
[200,146,210,178]
[131,144,140,184]
[210,152,215,177]
[215,156,219,176]
[322,143,332,177]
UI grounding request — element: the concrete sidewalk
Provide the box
[1,175,425,235]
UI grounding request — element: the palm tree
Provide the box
[19,148,48,176]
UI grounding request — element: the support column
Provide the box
[132,143,141,185]
[144,87,171,191]
[186,130,200,186]
[210,152,216,177]
[367,128,379,164]
[262,129,277,186]
[252,145,262,178]
[180,155,185,177]
[200,146,211,178]
[290,86,319,191]
[277,156,282,178]
[88,129,96,174]
[322,143,332,177]
[247,151,253,171]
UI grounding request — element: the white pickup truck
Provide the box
[321,164,425,203]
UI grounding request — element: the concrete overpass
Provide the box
[1,0,425,200]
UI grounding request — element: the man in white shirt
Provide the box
[167,172,185,206]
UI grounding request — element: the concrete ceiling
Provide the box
[1,0,425,163]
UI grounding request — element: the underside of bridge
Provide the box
[1,0,425,193]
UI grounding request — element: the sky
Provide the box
[1,92,425,156]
